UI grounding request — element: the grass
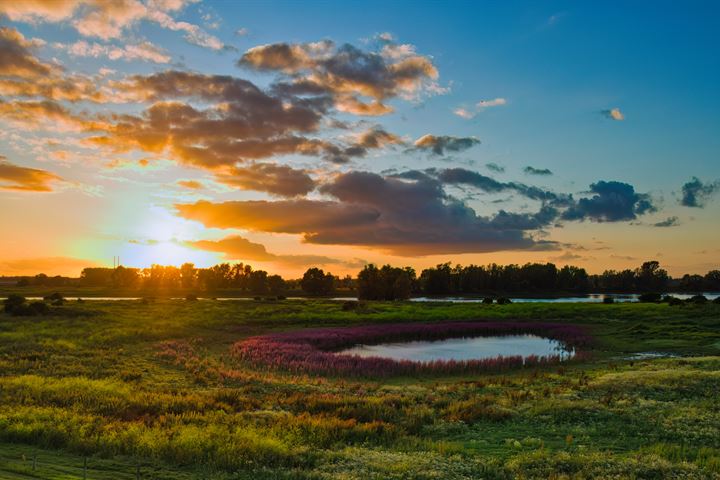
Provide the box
[0,299,719,479]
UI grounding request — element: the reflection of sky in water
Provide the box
[339,335,574,362]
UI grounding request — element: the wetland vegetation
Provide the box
[0,298,719,478]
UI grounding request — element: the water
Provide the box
[405,292,719,303]
[2,292,717,302]
[338,334,574,362]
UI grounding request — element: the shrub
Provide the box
[714,296,720,304]
[44,292,64,302]
[28,301,50,316]
[688,295,708,304]
[638,292,662,303]
[482,297,494,304]
[602,297,615,304]
[3,294,26,313]
[496,297,512,305]
[185,294,198,301]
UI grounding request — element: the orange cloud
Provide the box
[214,163,316,197]
[0,157,63,192]
[0,26,56,78]
[188,235,353,267]
[176,179,203,189]
[240,40,443,116]
[0,256,100,276]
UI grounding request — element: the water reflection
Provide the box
[338,334,574,362]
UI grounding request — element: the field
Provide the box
[0,299,719,479]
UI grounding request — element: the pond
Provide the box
[338,334,575,362]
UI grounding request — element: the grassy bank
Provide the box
[1,300,719,478]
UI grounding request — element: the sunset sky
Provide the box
[0,0,718,278]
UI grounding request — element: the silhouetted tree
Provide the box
[267,275,286,296]
[301,268,335,296]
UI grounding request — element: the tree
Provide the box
[357,264,415,300]
[301,268,334,296]
[180,263,196,288]
[267,275,286,296]
[248,270,268,295]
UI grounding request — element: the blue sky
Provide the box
[0,0,718,276]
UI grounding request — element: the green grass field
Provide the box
[1,299,719,479]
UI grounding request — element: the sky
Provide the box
[0,0,718,278]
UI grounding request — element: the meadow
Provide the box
[0,298,719,479]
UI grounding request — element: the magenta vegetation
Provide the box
[232,321,592,377]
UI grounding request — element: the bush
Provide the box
[602,297,615,304]
[667,297,685,306]
[638,292,662,303]
[714,296,720,304]
[28,301,50,315]
[688,295,708,304]
[482,297,494,304]
[44,292,64,302]
[5,300,51,316]
[342,300,367,311]
[185,294,198,301]
[4,294,26,313]
[496,297,512,305]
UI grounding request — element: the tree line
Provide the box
[5,260,720,299]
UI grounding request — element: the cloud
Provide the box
[477,97,506,109]
[680,177,719,208]
[54,39,171,63]
[235,27,249,36]
[523,166,553,176]
[0,256,100,276]
[454,97,506,119]
[413,134,480,155]
[485,162,505,173]
[177,171,557,256]
[601,107,624,121]
[432,167,568,205]
[453,107,475,119]
[0,26,56,78]
[0,156,63,192]
[214,163,316,197]
[0,28,110,102]
[177,179,203,189]
[239,39,443,115]
[89,70,404,170]
[653,216,680,227]
[560,181,655,222]
[0,99,104,131]
[0,0,225,50]
[187,235,348,267]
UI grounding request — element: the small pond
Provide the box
[338,334,574,362]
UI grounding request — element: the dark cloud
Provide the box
[176,199,380,233]
[523,166,553,176]
[188,235,349,267]
[240,40,441,116]
[214,163,316,197]
[680,177,719,208]
[653,216,680,228]
[485,162,505,173]
[560,181,655,222]
[178,171,557,256]
[412,135,480,155]
[0,156,63,192]
[431,167,571,205]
